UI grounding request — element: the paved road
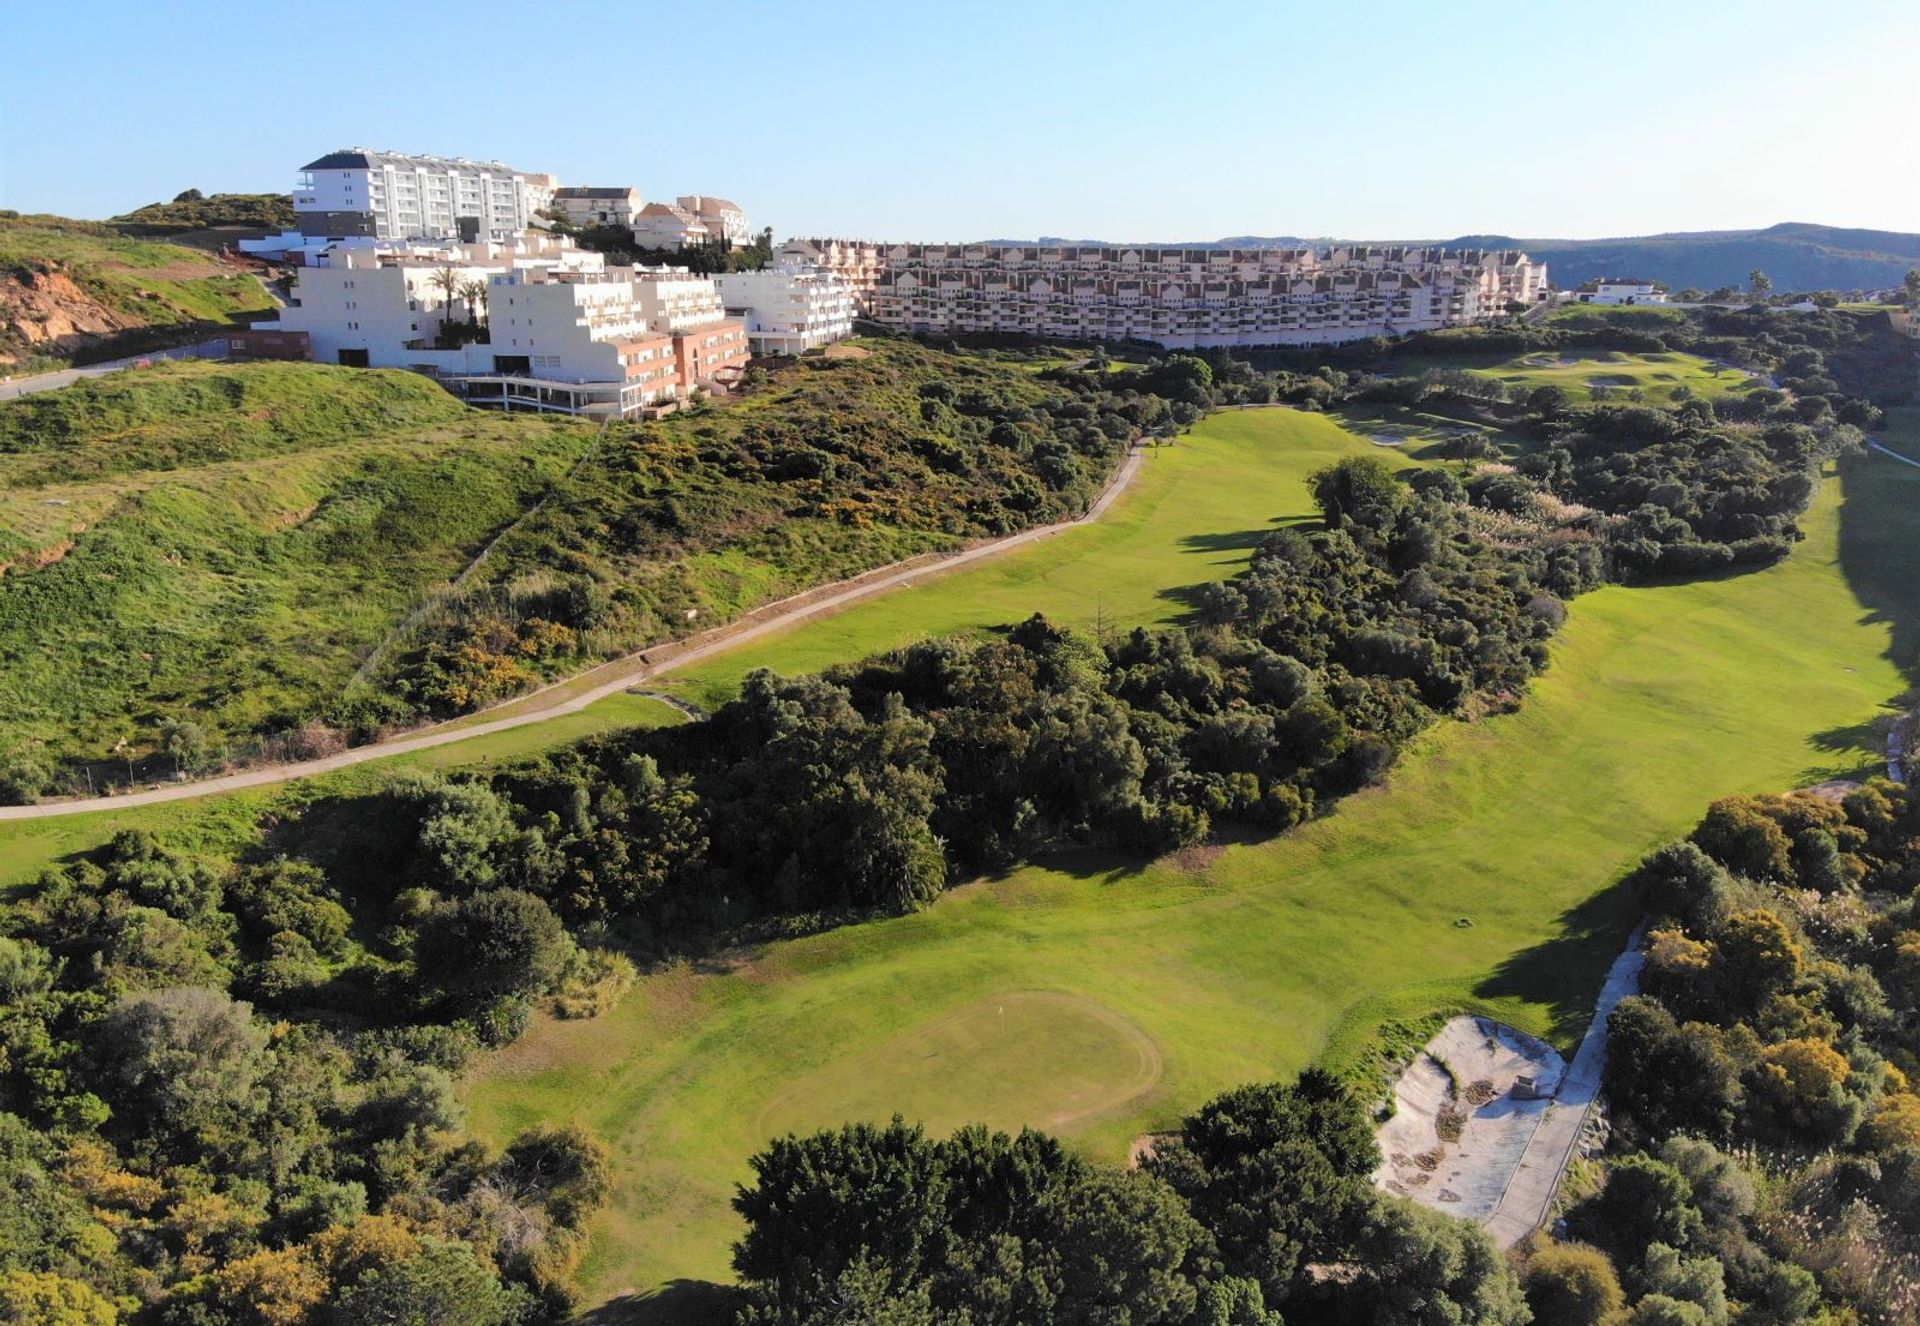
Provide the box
[0,447,1150,820]
[1483,928,1647,1247]
[0,339,230,402]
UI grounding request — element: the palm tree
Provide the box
[459,279,488,330]
[432,264,462,317]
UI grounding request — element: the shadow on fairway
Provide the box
[1838,448,1920,683]
[582,1280,738,1326]
[1472,883,1641,1051]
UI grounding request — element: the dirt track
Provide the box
[0,447,1148,821]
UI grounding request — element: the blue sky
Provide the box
[4,0,1916,241]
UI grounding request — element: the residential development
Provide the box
[715,266,857,355]
[780,240,1547,347]
[290,148,556,241]
[251,233,749,418]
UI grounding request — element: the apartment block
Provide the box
[291,149,555,241]
[258,236,748,418]
[714,266,856,354]
[550,186,645,230]
[781,241,1545,348]
[778,238,886,314]
[631,196,753,250]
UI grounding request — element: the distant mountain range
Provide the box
[984,223,1920,293]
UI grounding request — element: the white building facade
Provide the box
[292,149,555,241]
[782,241,1546,348]
[1575,279,1668,306]
[258,236,748,418]
[715,266,856,354]
[549,186,644,230]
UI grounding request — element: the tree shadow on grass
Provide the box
[1472,882,1641,1051]
[1838,449,1920,685]
[580,1280,740,1326]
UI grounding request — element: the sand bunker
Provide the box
[1372,1016,1566,1221]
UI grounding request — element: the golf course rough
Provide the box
[463,403,1918,1305]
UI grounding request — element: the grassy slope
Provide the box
[0,217,276,359]
[461,412,1918,1306]
[651,409,1371,712]
[1403,348,1755,406]
[0,363,596,762]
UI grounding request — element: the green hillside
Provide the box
[0,213,277,367]
[0,344,1155,789]
[1450,221,1920,293]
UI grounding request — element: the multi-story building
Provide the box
[549,186,644,230]
[781,241,1545,348]
[715,266,856,354]
[630,196,753,249]
[257,236,748,418]
[290,149,555,241]
[778,238,886,313]
[1574,278,1667,306]
[631,201,714,249]
[677,195,751,246]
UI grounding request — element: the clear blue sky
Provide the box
[5,0,1916,241]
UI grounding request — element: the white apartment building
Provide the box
[259,237,748,418]
[292,149,554,241]
[549,186,644,230]
[779,238,886,313]
[715,265,856,354]
[793,242,1546,349]
[677,195,752,246]
[1575,278,1669,306]
[630,196,753,249]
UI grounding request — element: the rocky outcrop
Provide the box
[0,263,148,359]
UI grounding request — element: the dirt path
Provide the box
[0,447,1149,821]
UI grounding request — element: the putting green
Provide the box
[464,411,1918,1308]
[756,990,1162,1141]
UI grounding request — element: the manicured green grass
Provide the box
[0,691,684,894]
[1546,303,1690,326]
[647,409,1390,712]
[462,415,1918,1309]
[1460,349,1755,405]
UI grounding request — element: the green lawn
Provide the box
[647,409,1394,712]
[462,414,1918,1313]
[1461,349,1756,405]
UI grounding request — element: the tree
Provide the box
[1522,1242,1624,1326]
[458,279,488,330]
[1043,1167,1204,1325]
[1748,270,1772,300]
[0,1271,118,1325]
[1590,1155,1702,1259]
[90,987,271,1159]
[158,719,212,777]
[1147,1071,1378,1304]
[733,1117,952,1310]
[1343,1196,1530,1326]
[413,889,571,1013]
[431,264,461,317]
[405,776,518,895]
[323,1241,526,1326]
[1904,268,1920,308]
[1308,456,1407,531]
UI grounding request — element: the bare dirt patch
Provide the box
[1372,1015,1566,1221]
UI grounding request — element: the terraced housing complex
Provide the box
[780,240,1548,348]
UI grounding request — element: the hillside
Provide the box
[0,344,1153,790]
[1447,222,1920,293]
[992,222,1920,293]
[0,213,278,369]
[111,190,296,236]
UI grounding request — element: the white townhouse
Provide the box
[292,148,555,241]
[549,186,645,230]
[714,265,856,354]
[677,195,752,246]
[1575,278,1668,306]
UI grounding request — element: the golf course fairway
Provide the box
[462,407,1920,1312]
